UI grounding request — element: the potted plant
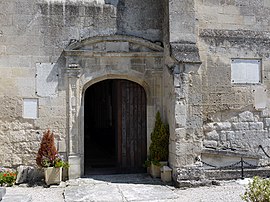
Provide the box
[147,111,169,178]
[0,167,17,187]
[36,130,69,186]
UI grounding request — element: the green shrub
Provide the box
[242,176,270,202]
[149,111,169,163]
[0,170,17,187]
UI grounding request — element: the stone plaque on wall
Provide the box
[23,98,38,119]
[36,63,58,97]
[231,59,261,84]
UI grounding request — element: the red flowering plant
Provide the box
[36,130,69,169]
[0,167,17,186]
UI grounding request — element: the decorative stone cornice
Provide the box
[199,29,270,42]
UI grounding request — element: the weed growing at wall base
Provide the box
[242,176,270,202]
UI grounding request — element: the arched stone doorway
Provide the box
[64,35,164,179]
[84,79,147,175]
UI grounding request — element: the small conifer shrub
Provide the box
[36,130,58,168]
[36,130,69,168]
[149,111,169,164]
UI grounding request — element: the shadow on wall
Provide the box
[105,0,119,7]
[115,0,164,42]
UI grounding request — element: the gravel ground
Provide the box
[4,180,247,202]
[174,181,246,202]
[4,185,65,202]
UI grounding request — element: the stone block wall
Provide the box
[203,111,270,157]
[196,0,270,31]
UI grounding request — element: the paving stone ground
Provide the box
[2,174,247,202]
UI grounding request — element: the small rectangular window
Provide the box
[231,59,261,84]
[23,98,38,119]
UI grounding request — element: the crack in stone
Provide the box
[117,185,128,202]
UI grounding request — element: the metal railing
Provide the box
[199,145,270,179]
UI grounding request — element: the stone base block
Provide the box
[160,166,172,182]
[176,179,212,188]
[177,165,205,181]
[68,155,81,179]
[0,187,6,201]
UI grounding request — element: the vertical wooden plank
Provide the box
[121,81,127,169]
[130,81,134,170]
[141,87,147,167]
[133,83,138,170]
[137,86,142,169]
[115,81,122,169]
[126,81,130,171]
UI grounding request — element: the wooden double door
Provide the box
[84,79,147,174]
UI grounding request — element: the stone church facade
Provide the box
[1,0,270,184]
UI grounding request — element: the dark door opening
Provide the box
[84,79,147,175]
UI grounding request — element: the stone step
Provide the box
[0,188,6,201]
[1,194,32,202]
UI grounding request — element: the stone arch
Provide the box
[82,74,151,101]
[65,35,164,52]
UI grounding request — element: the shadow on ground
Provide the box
[82,173,172,186]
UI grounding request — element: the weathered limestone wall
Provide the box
[203,111,267,151]
[196,0,270,31]
[195,0,270,164]
[117,0,163,42]
[0,0,164,170]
